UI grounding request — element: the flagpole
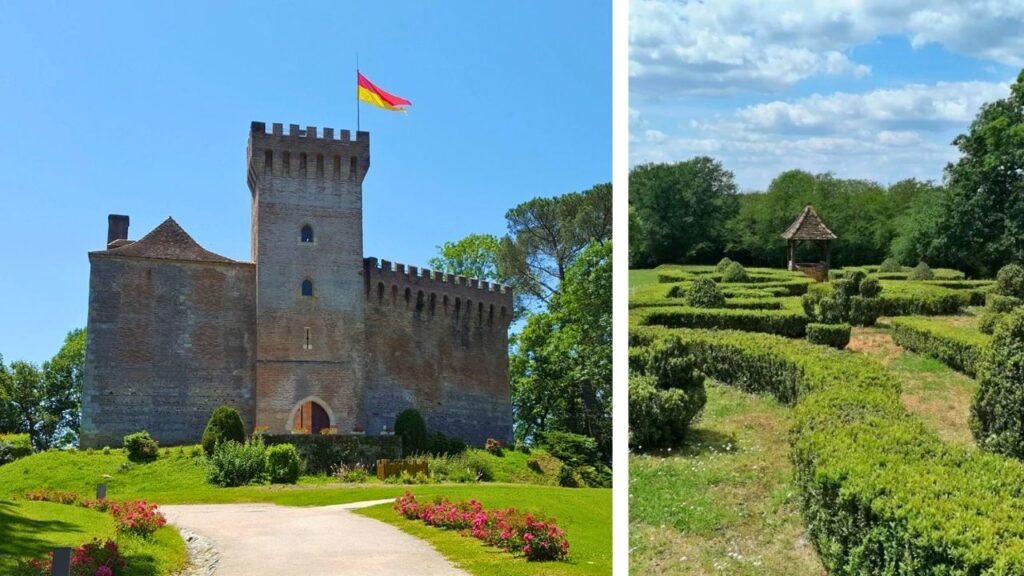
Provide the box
[356,53,361,132]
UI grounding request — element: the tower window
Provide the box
[302,279,314,297]
[349,156,357,178]
[333,155,341,180]
[299,153,307,177]
[316,154,324,178]
[301,225,314,243]
[303,327,312,350]
[264,149,273,174]
[283,152,291,176]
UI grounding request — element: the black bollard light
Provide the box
[51,547,72,576]
[96,483,107,500]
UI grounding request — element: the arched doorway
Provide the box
[294,400,331,434]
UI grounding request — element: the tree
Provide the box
[924,70,1024,277]
[427,233,502,283]
[630,158,739,267]
[39,328,86,447]
[510,241,611,461]
[2,360,46,449]
[497,183,611,310]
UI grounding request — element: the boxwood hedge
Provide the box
[806,323,851,349]
[890,317,991,377]
[630,325,1024,574]
[637,306,809,337]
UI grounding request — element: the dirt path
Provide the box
[849,324,978,446]
[161,500,470,576]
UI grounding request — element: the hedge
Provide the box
[630,325,1024,574]
[637,306,809,337]
[876,282,971,316]
[0,433,32,465]
[987,293,1023,313]
[890,317,991,377]
[806,323,851,349]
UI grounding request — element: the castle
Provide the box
[80,122,513,448]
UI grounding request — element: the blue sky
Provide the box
[0,1,610,363]
[630,1,1023,190]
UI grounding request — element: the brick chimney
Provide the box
[107,214,129,247]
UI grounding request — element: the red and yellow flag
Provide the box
[357,72,411,112]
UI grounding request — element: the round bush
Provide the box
[685,277,725,308]
[207,439,267,487]
[987,293,1022,313]
[979,311,1005,335]
[879,258,903,273]
[394,408,428,456]
[123,431,159,462]
[265,443,301,484]
[997,263,1024,299]
[849,296,881,327]
[628,339,707,450]
[202,405,246,455]
[715,257,734,273]
[721,261,750,283]
[971,309,1024,458]
[909,262,935,280]
[806,323,851,349]
[859,277,882,298]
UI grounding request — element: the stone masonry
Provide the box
[80,121,513,447]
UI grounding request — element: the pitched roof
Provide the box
[93,217,237,263]
[781,205,837,241]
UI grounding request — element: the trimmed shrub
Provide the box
[685,277,725,308]
[878,258,902,273]
[207,438,267,486]
[426,451,494,482]
[265,443,301,483]
[980,311,1005,335]
[806,323,851,349]
[629,325,1024,573]
[629,338,707,450]
[971,309,1024,458]
[641,306,809,337]
[394,409,429,456]
[909,261,935,280]
[427,431,467,456]
[848,295,882,326]
[0,433,33,465]
[715,257,733,272]
[202,405,246,455]
[858,277,882,298]
[720,261,750,283]
[997,263,1024,299]
[891,317,990,377]
[537,431,610,488]
[987,293,1022,313]
[123,431,158,462]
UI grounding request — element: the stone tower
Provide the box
[246,122,371,433]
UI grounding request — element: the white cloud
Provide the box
[631,80,1012,188]
[631,0,1024,95]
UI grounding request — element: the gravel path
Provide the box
[162,500,470,576]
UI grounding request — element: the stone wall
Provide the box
[362,258,514,445]
[80,256,256,447]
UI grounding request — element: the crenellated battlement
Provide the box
[247,121,370,192]
[364,257,513,326]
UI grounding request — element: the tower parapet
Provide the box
[364,257,513,327]
[247,121,370,194]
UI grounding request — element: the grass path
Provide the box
[629,382,823,576]
[849,323,978,447]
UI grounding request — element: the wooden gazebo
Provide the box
[781,205,837,282]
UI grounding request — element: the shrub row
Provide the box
[638,306,809,337]
[631,325,1024,573]
[876,290,970,316]
[806,323,851,349]
[0,432,33,465]
[987,293,1023,313]
[890,317,991,377]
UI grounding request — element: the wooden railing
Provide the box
[376,458,428,480]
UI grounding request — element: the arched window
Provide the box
[302,279,313,297]
[301,225,314,243]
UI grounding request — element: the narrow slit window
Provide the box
[349,156,357,178]
[264,150,273,174]
[302,279,313,297]
[303,327,312,350]
[283,152,291,176]
[333,155,341,180]
[316,154,324,178]
[301,225,314,243]
[299,153,307,177]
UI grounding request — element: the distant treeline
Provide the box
[630,71,1024,278]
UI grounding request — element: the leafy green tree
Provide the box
[510,241,611,461]
[427,233,502,283]
[630,158,738,267]
[1,360,46,449]
[39,328,86,447]
[0,356,20,433]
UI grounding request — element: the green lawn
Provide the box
[630,382,824,576]
[2,448,609,574]
[0,500,187,576]
[357,486,611,576]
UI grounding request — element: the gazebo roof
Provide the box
[781,205,837,241]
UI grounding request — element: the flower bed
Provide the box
[14,539,126,576]
[394,492,569,561]
[22,490,166,537]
